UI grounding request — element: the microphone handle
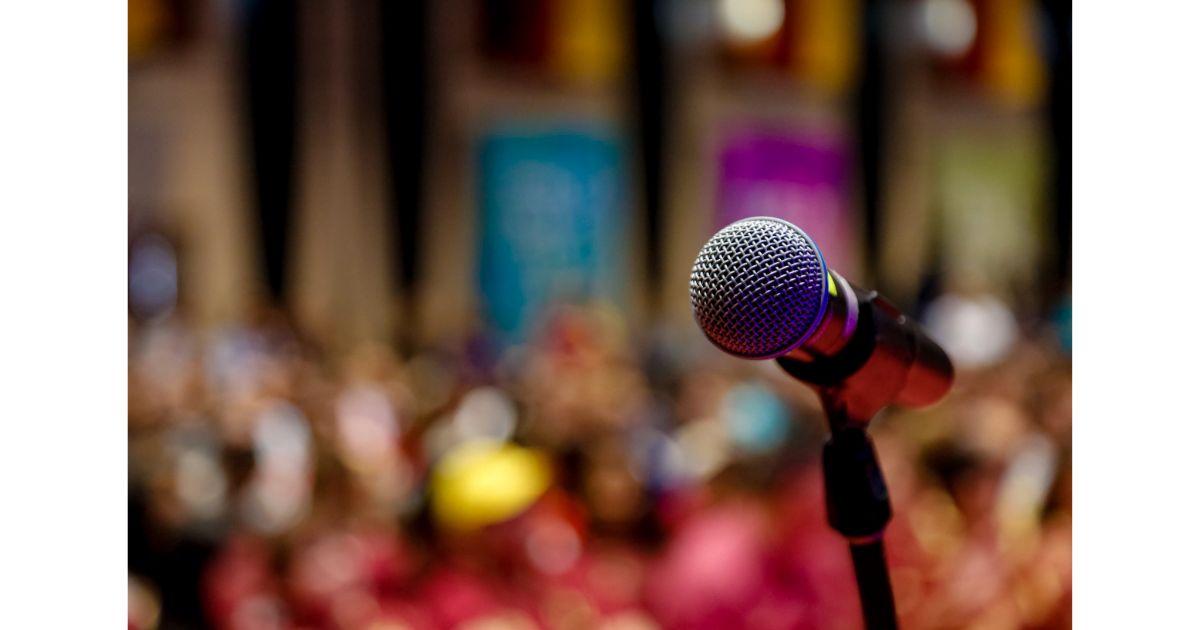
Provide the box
[778,289,953,425]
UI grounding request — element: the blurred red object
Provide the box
[203,535,280,629]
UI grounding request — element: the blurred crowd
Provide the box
[129,300,1070,630]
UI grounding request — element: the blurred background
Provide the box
[127,0,1071,628]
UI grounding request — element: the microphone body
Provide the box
[776,277,952,422]
[691,217,943,628]
[690,217,953,424]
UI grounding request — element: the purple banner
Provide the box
[717,130,856,275]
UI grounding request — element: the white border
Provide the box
[0,1,126,625]
[1075,2,1200,626]
[2,2,1199,626]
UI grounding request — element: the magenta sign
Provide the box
[717,130,857,276]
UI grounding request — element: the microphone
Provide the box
[690,217,953,423]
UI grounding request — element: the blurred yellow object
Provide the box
[791,0,860,95]
[979,0,1045,108]
[431,440,553,531]
[129,0,165,61]
[553,0,625,85]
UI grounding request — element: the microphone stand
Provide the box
[777,380,900,630]
[820,404,898,630]
[777,291,931,630]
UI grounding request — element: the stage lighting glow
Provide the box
[128,233,178,319]
[924,292,1018,369]
[335,385,399,470]
[176,449,227,519]
[524,518,582,575]
[717,0,785,44]
[921,0,977,57]
[452,386,517,443]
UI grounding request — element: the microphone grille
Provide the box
[689,217,829,358]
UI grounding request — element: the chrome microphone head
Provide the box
[689,217,830,359]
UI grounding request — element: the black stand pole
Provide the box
[775,290,950,629]
[822,425,898,629]
[849,540,898,630]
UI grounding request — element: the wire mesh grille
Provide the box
[689,217,828,358]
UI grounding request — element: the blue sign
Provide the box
[477,126,628,340]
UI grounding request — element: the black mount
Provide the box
[823,425,891,541]
[821,418,898,630]
[777,292,910,629]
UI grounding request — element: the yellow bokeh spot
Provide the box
[553,0,624,85]
[129,0,165,61]
[431,441,553,531]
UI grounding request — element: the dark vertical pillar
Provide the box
[241,0,299,303]
[1044,0,1071,295]
[630,0,667,312]
[380,0,430,348]
[856,0,886,285]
